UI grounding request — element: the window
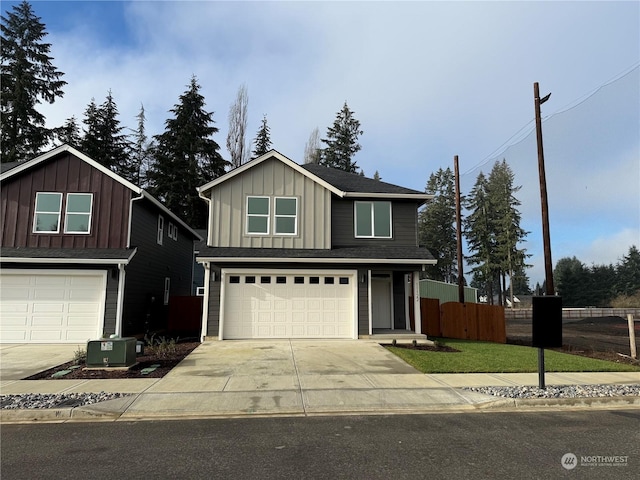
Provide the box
[276,276,287,284]
[294,277,304,284]
[247,196,269,234]
[163,277,170,305]
[260,276,271,284]
[64,193,93,234]
[339,277,350,285]
[274,197,297,235]
[245,276,256,284]
[157,215,164,245]
[355,201,392,238]
[33,192,62,233]
[229,276,240,284]
[168,222,178,240]
[324,277,335,284]
[310,276,320,284]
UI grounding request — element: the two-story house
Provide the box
[196,151,436,340]
[0,145,201,343]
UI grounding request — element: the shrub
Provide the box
[610,290,640,308]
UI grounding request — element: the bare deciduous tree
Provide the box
[303,127,321,164]
[226,84,249,168]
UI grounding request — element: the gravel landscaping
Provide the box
[1,392,131,410]
[465,384,640,399]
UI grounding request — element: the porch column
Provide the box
[413,271,422,335]
[114,264,126,337]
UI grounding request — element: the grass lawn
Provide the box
[386,338,640,374]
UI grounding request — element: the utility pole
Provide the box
[454,155,465,304]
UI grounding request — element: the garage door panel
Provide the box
[0,271,104,344]
[223,271,355,339]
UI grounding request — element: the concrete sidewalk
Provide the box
[1,340,639,422]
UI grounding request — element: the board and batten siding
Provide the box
[0,152,131,249]
[331,198,420,247]
[206,157,331,249]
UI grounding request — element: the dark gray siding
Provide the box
[124,199,195,335]
[331,198,420,247]
[103,269,119,336]
[392,272,406,329]
[358,267,369,335]
[207,265,222,337]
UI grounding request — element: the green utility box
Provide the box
[86,337,137,368]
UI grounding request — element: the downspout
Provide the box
[200,262,210,342]
[198,189,212,246]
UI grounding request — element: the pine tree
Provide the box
[1,0,66,162]
[373,170,381,181]
[227,84,249,168]
[616,245,640,296]
[54,116,81,147]
[320,102,363,173]
[130,104,152,187]
[251,114,272,159]
[418,167,458,282]
[80,91,133,180]
[148,76,228,228]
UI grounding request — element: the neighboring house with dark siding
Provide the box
[196,150,436,340]
[0,145,201,343]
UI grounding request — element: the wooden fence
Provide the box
[411,298,506,343]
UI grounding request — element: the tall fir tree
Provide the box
[80,91,133,181]
[418,167,458,282]
[251,114,272,159]
[320,102,363,173]
[130,104,152,187]
[1,0,66,162]
[54,116,81,147]
[148,76,228,228]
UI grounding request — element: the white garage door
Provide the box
[0,270,106,343]
[222,270,356,339]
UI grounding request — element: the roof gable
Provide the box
[197,150,431,201]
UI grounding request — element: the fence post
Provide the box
[628,314,637,360]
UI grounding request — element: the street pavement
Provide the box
[1,340,639,422]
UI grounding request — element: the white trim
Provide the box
[0,256,134,265]
[115,264,126,336]
[197,256,437,265]
[63,193,93,234]
[367,269,372,335]
[163,277,170,305]
[245,196,270,235]
[0,268,107,342]
[413,271,422,335]
[345,192,433,200]
[157,215,164,245]
[127,193,144,248]
[32,192,62,234]
[219,267,358,340]
[273,196,298,236]
[201,262,210,342]
[197,150,345,198]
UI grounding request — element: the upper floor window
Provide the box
[64,193,93,234]
[246,196,270,235]
[355,201,392,238]
[168,222,178,241]
[33,192,93,234]
[33,192,63,233]
[157,215,164,245]
[274,197,297,235]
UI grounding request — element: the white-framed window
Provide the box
[33,192,63,233]
[274,197,297,235]
[64,193,93,234]
[163,277,170,305]
[354,201,392,238]
[168,222,178,240]
[157,215,164,245]
[246,196,270,234]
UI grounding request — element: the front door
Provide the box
[371,274,392,329]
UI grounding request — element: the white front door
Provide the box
[371,275,392,329]
[222,269,357,339]
[0,270,106,343]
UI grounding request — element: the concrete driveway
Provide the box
[0,343,83,381]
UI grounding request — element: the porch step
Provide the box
[363,333,433,345]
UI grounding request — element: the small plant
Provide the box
[73,347,86,365]
[412,339,418,347]
[392,339,397,346]
[144,334,178,359]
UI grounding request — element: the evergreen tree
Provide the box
[130,104,152,187]
[54,116,81,147]
[227,84,249,168]
[554,256,589,306]
[80,91,133,180]
[1,0,66,162]
[418,167,458,282]
[616,245,640,296]
[251,114,272,159]
[320,102,363,173]
[303,127,321,164]
[148,76,228,228]
[373,170,381,181]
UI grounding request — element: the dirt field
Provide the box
[506,316,640,364]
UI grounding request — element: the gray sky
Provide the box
[9,0,640,286]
